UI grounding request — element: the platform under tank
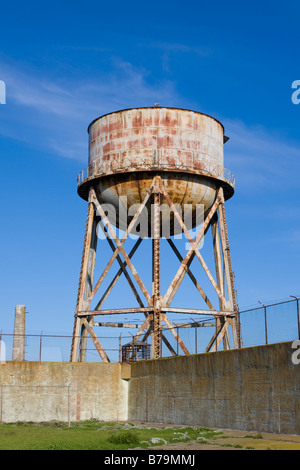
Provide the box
[77,107,235,237]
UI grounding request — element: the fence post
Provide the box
[0,385,3,425]
[264,305,268,345]
[258,301,268,345]
[119,334,122,363]
[297,299,300,341]
[68,384,71,427]
[39,333,43,362]
[290,296,300,340]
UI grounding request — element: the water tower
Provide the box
[70,107,240,362]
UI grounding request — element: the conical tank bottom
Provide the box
[95,171,217,238]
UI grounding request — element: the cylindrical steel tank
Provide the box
[77,107,234,237]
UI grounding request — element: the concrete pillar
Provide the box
[12,305,26,361]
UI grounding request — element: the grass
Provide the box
[0,420,220,450]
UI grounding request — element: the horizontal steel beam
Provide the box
[165,322,216,329]
[93,321,216,329]
[161,307,234,316]
[94,322,141,328]
[77,307,154,317]
[77,307,233,317]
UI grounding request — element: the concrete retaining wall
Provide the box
[128,341,300,434]
[0,362,128,423]
[0,342,299,434]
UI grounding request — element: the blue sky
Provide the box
[0,0,300,345]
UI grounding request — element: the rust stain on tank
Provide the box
[79,107,234,236]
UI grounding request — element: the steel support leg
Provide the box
[152,184,162,359]
[70,191,98,362]
[218,188,241,348]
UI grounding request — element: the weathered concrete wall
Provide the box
[0,362,128,423]
[1,343,299,434]
[128,342,300,434]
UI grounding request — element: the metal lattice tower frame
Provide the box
[70,176,241,362]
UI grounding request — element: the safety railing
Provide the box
[77,151,235,189]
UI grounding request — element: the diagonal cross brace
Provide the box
[82,319,110,362]
[98,219,146,309]
[161,185,229,310]
[166,238,215,311]
[94,238,143,311]
[161,188,225,308]
[86,185,154,307]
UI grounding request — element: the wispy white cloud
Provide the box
[1,55,300,192]
[149,41,212,56]
[223,118,300,190]
[0,58,181,161]
[144,41,212,73]
[56,45,110,53]
[268,230,300,246]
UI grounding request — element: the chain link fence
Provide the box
[1,297,299,363]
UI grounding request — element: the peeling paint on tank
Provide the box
[78,108,234,232]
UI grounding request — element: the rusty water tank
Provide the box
[77,107,234,237]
